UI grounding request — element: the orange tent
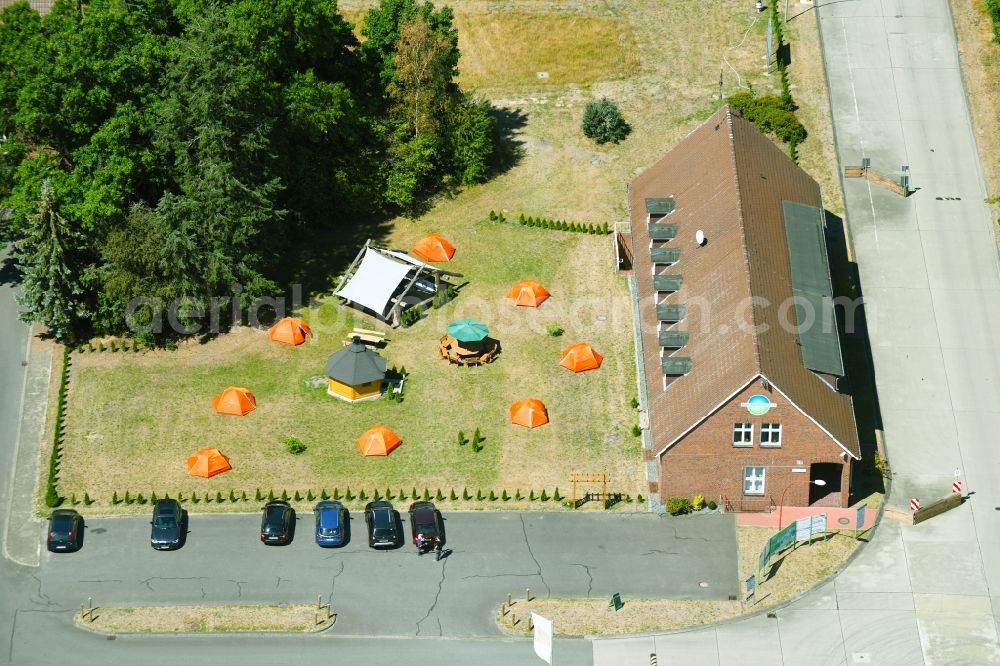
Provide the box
[356,425,402,456]
[560,343,603,373]
[411,234,456,262]
[507,280,550,307]
[185,448,232,478]
[211,386,256,416]
[268,317,311,346]
[509,398,549,428]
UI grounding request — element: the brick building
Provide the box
[630,106,860,510]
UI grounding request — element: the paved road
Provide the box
[594,0,1000,663]
[38,511,737,639]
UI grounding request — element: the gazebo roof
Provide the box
[325,339,387,385]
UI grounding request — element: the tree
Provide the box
[582,98,631,145]
[362,0,458,90]
[151,6,284,328]
[15,180,89,341]
[388,15,454,139]
[446,95,495,185]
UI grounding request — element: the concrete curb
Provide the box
[2,330,51,569]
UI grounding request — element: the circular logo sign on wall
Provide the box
[744,394,776,416]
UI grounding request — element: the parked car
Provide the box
[364,501,400,548]
[260,500,295,545]
[47,509,83,552]
[408,501,443,552]
[313,500,348,547]
[149,499,184,550]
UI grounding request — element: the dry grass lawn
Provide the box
[951,0,1000,228]
[53,0,844,514]
[498,524,864,636]
[77,604,329,633]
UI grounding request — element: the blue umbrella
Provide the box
[447,319,489,343]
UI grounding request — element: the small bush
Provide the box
[707,500,718,511]
[476,488,484,501]
[630,397,639,409]
[501,489,510,501]
[283,436,307,455]
[515,489,523,501]
[529,490,536,501]
[422,488,431,500]
[546,323,564,337]
[241,490,248,502]
[345,487,354,501]
[280,490,289,501]
[255,488,263,501]
[489,210,497,221]
[488,490,497,501]
[398,488,407,500]
[124,491,133,505]
[553,488,562,502]
[215,491,224,503]
[88,342,95,352]
[332,488,340,500]
[458,430,466,446]
[98,341,105,352]
[373,489,381,501]
[83,493,93,506]
[110,341,118,352]
[540,489,549,502]
[637,494,645,503]
[321,489,329,500]
[359,489,367,501]
[70,493,78,506]
[385,488,393,500]
[666,498,692,515]
[692,495,705,511]
[631,424,641,437]
[267,489,275,502]
[294,490,303,502]
[450,488,458,500]
[412,487,419,500]
[191,493,200,503]
[228,489,236,503]
[463,487,471,500]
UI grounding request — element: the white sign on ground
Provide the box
[532,613,553,664]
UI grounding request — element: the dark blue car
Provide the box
[314,500,348,547]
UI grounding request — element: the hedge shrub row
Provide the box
[76,339,142,353]
[103,488,582,505]
[727,91,806,146]
[45,348,72,508]
[487,210,610,235]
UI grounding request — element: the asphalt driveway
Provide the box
[40,510,738,638]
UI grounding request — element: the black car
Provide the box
[47,509,83,552]
[150,499,184,550]
[314,500,348,547]
[364,501,400,549]
[408,501,443,552]
[260,500,295,545]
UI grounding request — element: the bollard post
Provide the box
[507,592,512,607]
[649,653,658,666]
[317,595,322,610]
[528,616,534,631]
[526,588,531,602]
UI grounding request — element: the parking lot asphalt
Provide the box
[39,510,738,638]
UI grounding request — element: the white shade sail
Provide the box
[335,248,413,316]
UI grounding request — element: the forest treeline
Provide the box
[0,0,498,341]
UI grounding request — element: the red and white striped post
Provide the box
[952,480,962,494]
[909,498,921,511]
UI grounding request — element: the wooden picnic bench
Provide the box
[345,327,387,346]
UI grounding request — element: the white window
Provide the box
[760,423,782,447]
[732,422,753,447]
[744,466,766,495]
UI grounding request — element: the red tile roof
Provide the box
[630,106,860,459]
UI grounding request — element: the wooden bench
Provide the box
[345,328,387,346]
[392,376,407,395]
